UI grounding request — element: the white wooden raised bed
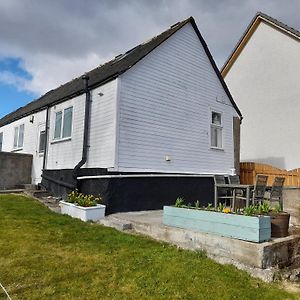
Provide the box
[163,206,271,243]
[60,200,106,222]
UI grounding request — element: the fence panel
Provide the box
[240,162,300,187]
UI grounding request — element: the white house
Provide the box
[0,17,241,212]
[222,12,300,171]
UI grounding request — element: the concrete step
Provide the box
[0,189,24,194]
[15,184,38,190]
[98,216,132,231]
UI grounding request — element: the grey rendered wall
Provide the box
[0,152,33,189]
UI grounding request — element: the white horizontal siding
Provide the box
[46,79,117,170]
[0,109,47,184]
[46,95,85,170]
[87,79,117,168]
[118,23,237,174]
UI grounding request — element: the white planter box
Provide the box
[59,200,106,222]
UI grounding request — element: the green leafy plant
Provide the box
[273,203,282,213]
[67,190,102,207]
[194,200,200,209]
[175,197,185,208]
[206,203,213,211]
[243,205,257,216]
[217,202,224,212]
[257,201,271,214]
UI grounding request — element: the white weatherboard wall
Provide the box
[46,79,118,170]
[87,80,118,168]
[117,23,237,174]
[0,109,47,184]
[224,22,300,170]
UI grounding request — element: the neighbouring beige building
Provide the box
[222,12,300,170]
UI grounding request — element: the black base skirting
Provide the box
[41,168,214,214]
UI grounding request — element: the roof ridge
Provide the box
[221,12,300,76]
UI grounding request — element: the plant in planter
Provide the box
[269,203,290,238]
[60,190,106,222]
[163,197,271,243]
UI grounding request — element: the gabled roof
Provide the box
[221,12,300,77]
[0,16,241,127]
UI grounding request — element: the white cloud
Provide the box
[0,0,299,96]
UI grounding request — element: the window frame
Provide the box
[53,106,73,141]
[210,110,223,150]
[13,124,25,150]
[38,130,46,154]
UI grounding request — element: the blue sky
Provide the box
[0,0,299,119]
[0,58,36,117]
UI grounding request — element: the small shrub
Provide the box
[273,203,282,213]
[67,190,102,207]
[194,200,200,209]
[243,205,257,216]
[175,197,185,208]
[257,201,271,214]
[206,203,213,211]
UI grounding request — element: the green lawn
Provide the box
[0,195,296,299]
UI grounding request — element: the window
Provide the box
[210,111,222,148]
[13,124,24,149]
[53,107,73,139]
[39,130,46,153]
[0,132,3,151]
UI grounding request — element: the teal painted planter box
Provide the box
[163,206,271,243]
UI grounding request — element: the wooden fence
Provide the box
[240,162,300,187]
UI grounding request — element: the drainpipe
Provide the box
[73,75,91,183]
[42,106,50,170]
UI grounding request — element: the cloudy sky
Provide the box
[0,0,299,118]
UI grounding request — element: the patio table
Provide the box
[214,184,254,208]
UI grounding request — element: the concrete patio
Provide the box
[99,210,300,282]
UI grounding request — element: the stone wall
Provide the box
[283,188,300,226]
[0,151,33,189]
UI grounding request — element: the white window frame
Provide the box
[13,124,25,150]
[0,132,3,152]
[210,110,223,150]
[53,106,73,141]
[38,130,46,154]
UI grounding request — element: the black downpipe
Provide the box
[73,75,91,184]
[42,106,50,170]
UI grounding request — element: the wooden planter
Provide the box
[60,200,106,222]
[163,206,271,243]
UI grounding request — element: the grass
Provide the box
[0,194,297,299]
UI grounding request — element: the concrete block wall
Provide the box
[0,151,33,189]
[283,188,300,226]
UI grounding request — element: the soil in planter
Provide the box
[271,212,290,238]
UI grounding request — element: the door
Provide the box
[34,124,46,184]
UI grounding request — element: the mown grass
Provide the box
[0,194,296,299]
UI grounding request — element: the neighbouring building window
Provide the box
[0,132,3,151]
[13,124,24,149]
[211,111,222,148]
[54,106,73,139]
[39,130,46,153]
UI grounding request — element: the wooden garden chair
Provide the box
[265,177,285,210]
[214,175,234,208]
[228,175,244,210]
[251,175,269,205]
